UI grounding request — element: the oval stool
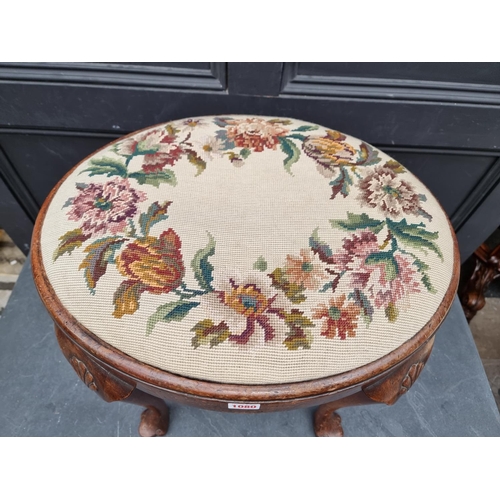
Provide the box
[31,115,459,437]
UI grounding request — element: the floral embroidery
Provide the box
[66,179,146,237]
[116,229,184,292]
[284,249,328,290]
[188,272,313,349]
[212,277,281,344]
[82,123,207,184]
[115,128,184,173]
[358,163,432,221]
[51,116,445,352]
[196,136,226,162]
[320,211,443,322]
[213,117,319,173]
[303,130,381,199]
[224,117,289,152]
[180,118,207,130]
[367,254,422,310]
[303,130,358,174]
[312,295,361,340]
[113,229,185,318]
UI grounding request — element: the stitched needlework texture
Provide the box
[41,116,455,384]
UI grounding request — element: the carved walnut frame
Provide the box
[459,242,500,322]
[31,129,460,437]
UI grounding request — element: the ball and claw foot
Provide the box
[138,405,170,437]
[314,409,344,437]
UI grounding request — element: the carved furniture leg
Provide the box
[314,391,375,437]
[315,336,436,437]
[126,389,170,437]
[55,325,169,437]
[459,243,500,322]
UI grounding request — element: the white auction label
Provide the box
[228,403,261,410]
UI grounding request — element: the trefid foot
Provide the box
[313,392,374,437]
[125,389,170,437]
[313,337,437,437]
[139,405,170,437]
[314,409,344,437]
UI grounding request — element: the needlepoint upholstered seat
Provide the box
[32,115,459,436]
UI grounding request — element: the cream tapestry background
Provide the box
[41,115,454,384]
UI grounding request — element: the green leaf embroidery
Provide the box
[63,197,75,208]
[53,228,90,261]
[283,309,315,329]
[282,309,314,350]
[412,256,437,293]
[79,237,125,292]
[278,137,301,175]
[385,302,399,322]
[268,118,292,125]
[309,228,333,259]
[386,218,443,260]
[364,252,399,281]
[329,166,352,199]
[136,143,159,156]
[285,133,308,141]
[268,268,306,304]
[253,256,268,272]
[113,281,145,319]
[191,233,216,292]
[146,300,200,336]
[384,159,406,173]
[165,124,180,137]
[191,319,231,348]
[82,157,128,178]
[185,149,207,176]
[330,212,385,233]
[129,169,177,187]
[356,142,380,166]
[348,289,374,324]
[292,125,319,132]
[421,273,436,293]
[283,334,312,350]
[139,201,172,237]
[240,148,251,159]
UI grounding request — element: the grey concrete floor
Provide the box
[470,298,500,411]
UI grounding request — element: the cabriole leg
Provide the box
[55,325,169,437]
[315,336,436,437]
[314,392,374,437]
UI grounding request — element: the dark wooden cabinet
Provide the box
[1,62,499,260]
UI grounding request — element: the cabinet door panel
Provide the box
[0,135,114,207]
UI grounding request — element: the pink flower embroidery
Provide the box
[284,249,328,290]
[330,230,421,309]
[330,231,380,272]
[115,129,183,172]
[225,117,289,152]
[366,254,422,309]
[66,179,146,236]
